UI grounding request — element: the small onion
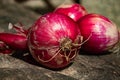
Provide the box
[54,3,87,22]
[28,12,82,69]
[77,13,119,54]
[0,23,28,54]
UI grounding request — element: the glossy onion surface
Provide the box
[54,3,87,22]
[77,14,119,54]
[28,12,81,69]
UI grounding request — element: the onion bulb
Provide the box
[77,13,119,54]
[28,12,82,69]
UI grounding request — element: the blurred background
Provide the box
[0,0,120,32]
[0,0,120,31]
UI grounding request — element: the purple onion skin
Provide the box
[54,3,87,22]
[28,12,81,69]
[77,13,119,54]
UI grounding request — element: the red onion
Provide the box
[0,23,28,54]
[28,12,82,69]
[77,13,119,54]
[54,3,87,22]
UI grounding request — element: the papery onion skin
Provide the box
[54,3,87,22]
[77,13,119,54]
[28,12,81,69]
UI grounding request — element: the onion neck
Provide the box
[60,37,73,51]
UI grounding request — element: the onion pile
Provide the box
[0,3,119,69]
